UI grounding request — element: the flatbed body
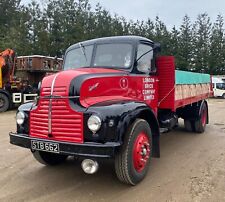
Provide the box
[157,56,212,111]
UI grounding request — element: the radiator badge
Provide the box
[89,82,99,92]
[120,77,128,89]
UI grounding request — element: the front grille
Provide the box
[42,86,67,96]
[30,86,83,143]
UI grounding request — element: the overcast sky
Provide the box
[88,0,225,28]
[22,0,225,28]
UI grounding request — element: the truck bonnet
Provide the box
[40,67,129,107]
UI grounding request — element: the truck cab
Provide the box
[10,36,211,185]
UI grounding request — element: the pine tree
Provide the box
[144,18,155,41]
[1,0,225,75]
[209,14,225,75]
[192,13,212,73]
[169,26,181,69]
[178,15,193,71]
[0,0,29,53]
[45,0,66,56]
[154,16,170,55]
[26,0,50,55]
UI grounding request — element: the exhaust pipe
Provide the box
[81,159,99,174]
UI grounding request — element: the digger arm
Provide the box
[0,57,5,88]
[0,49,15,88]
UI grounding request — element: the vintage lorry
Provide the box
[9,36,212,185]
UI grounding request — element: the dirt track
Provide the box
[0,99,225,202]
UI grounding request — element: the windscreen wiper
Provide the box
[135,42,161,63]
[135,48,154,63]
[79,42,87,62]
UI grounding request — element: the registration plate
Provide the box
[31,140,59,153]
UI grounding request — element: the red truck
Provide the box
[9,36,212,185]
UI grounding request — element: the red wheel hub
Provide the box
[133,132,151,172]
[201,108,207,126]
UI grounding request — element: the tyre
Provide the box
[32,150,68,166]
[0,93,9,112]
[115,119,152,185]
[222,93,225,99]
[194,102,208,133]
[184,119,195,132]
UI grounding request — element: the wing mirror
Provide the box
[154,42,161,52]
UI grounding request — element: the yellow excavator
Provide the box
[0,49,17,112]
[0,49,15,87]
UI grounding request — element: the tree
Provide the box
[0,0,29,54]
[45,0,66,56]
[168,26,181,68]
[192,13,212,73]
[154,16,170,55]
[178,15,193,71]
[209,14,225,74]
[1,0,225,75]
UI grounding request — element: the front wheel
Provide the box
[32,150,68,166]
[0,93,9,112]
[115,119,152,185]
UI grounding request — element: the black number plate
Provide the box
[31,140,59,153]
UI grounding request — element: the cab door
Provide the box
[132,43,159,114]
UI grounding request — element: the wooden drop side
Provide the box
[156,56,212,112]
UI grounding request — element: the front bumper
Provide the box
[9,132,121,158]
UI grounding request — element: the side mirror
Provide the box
[154,42,161,52]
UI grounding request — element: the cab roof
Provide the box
[66,35,154,52]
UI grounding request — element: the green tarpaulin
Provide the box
[175,70,211,85]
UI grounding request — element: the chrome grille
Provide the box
[30,86,83,143]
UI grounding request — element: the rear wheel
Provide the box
[115,119,152,185]
[32,150,68,166]
[194,102,208,133]
[0,93,9,112]
[222,93,225,99]
[184,119,195,132]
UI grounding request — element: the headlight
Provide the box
[16,111,25,125]
[87,115,101,133]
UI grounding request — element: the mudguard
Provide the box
[17,102,35,134]
[0,89,11,107]
[177,100,209,123]
[18,101,35,112]
[0,89,10,98]
[85,100,160,158]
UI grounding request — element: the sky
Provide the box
[88,0,225,28]
[22,0,225,28]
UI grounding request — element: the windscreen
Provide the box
[216,83,225,90]
[64,45,93,70]
[93,43,132,68]
[64,43,133,70]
